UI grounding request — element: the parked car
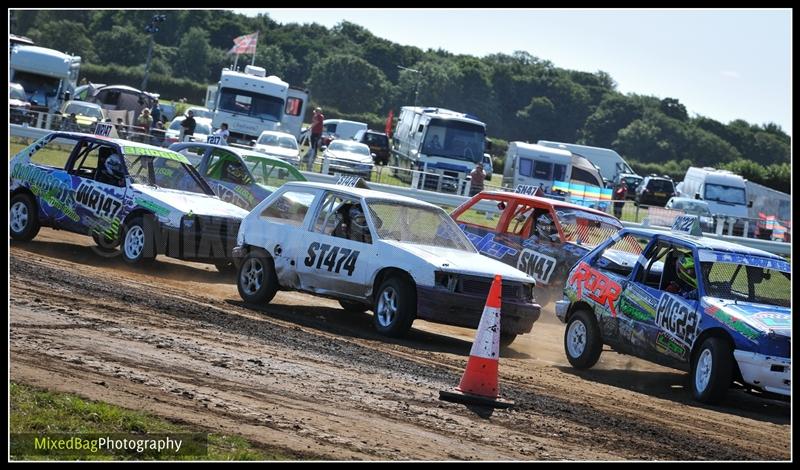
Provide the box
[58,100,106,132]
[163,116,213,146]
[636,175,676,207]
[353,129,390,165]
[233,181,541,345]
[665,197,715,232]
[186,106,213,119]
[170,142,305,210]
[321,119,368,146]
[613,172,643,200]
[9,82,31,125]
[320,140,375,180]
[555,215,790,404]
[10,131,247,271]
[253,130,301,167]
[451,188,623,307]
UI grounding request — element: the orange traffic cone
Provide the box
[439,274,514,408]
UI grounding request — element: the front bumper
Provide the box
[157,215,241,263]
[733,350,790,396]
[416,285,540,335]
[554,299,570,323]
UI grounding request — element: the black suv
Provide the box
[635,175,675,207]
[354,129,390,165]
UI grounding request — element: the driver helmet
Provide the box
[224,162,245,182]
[676,253,697,289]
[536,213,558,242]
[104,153,125,178]
[348,205,370,242]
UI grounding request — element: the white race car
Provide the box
[233,181,541,344]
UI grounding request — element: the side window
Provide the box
[455,199,503,231]
[634,241,671,289]
[553,164,567,181]
[518,158,533,177]
[285,97,303,116]
[312,193,372,244]
[533,161,552,180]
[28,137,77,168]
[506,203,536,236]
[69,142,103,180]
[178,146,205,167]
[259,190,315,227]
[593,233,649,277]
[208,150,250,185]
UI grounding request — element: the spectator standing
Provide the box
[613,181,627,219]
[469,162,485,196]
[307,107,324,169]
[136,108,153,142]
[150,99,162,128]
[213,123,230,145]
[181,110,196,142]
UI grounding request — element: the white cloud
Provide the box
[720,70,741,79]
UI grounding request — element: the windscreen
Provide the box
[367,200,476,252]
[329,141,370,155]
[125,155,211,195]
[703,262,790,307]
[556,208,623,248]
[704,183,746,205]
[422,118,485,163]
[218,87,284,122]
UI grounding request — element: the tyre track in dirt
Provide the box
[9,231,791,460]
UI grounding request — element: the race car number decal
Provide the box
[517,249,556,284]
[655,294,700,347]
[75,182,123,218]
[568,261,621,317]
[304,242,360,276]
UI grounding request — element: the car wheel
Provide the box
[237,251,279,304]
[564,309,602,369]
[121,216,156,265]
[373,276,416,337]
[499,333,517,348]
[339,299,369,313]
[690,337,733,404]
[10,193,41,241]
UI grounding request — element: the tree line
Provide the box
[11,10,790,192]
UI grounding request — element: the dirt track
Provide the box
[9,228,791,460]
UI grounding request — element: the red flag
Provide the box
[385,109,394,137]
[229,32,258,55]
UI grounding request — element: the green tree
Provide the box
[308,55,390,114]
[25,20,97,63]
[94,25,148,67]
[174,27,211,81]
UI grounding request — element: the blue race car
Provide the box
[555,215,790,404]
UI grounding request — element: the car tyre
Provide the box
[10,193,41,241]
[237,251,279,304]
[121,216,156,265]
[215,261,237,275]
[373,276,416,337]
[690,336,733,404]
[564,309,602,369]
[339,299,369,313]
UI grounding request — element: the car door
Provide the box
[66,140,128,238]
[296,191,376,298]
[618,238,700,365]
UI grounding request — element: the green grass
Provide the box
[10,382,289,461]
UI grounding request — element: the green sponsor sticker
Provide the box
[122,146,189,164]
[134,197,171,217]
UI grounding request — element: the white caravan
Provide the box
[537,140,635,185]
[502,142,604,191]
[10,45,81,114]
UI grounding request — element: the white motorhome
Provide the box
[503,142,604,191]
[537,140,635,185]
[676,167,752,227]
[745,180,790,222]
[209,65,309,146]
[9,45,81,114]
[391,106,487,192]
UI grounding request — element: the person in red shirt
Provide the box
[307,107,325,169]
[613,180,627,218]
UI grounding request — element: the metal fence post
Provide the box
[321,153,330,175]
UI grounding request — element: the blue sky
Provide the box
[232,8,792,135]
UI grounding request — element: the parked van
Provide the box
[536,140,635,186]
[502,142,604,191]
[676,167,752,235]
[322,119,368,146]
